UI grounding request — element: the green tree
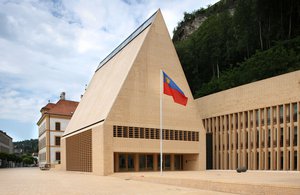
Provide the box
[22,155,35,165]
[173,0,300,97]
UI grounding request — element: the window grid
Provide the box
[113,125,199,142]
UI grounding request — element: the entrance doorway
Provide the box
[206,133,213,169]
[118,153,135,172]
[139,154,153,171]
[114,153,184,172]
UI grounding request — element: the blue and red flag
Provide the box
[163,71,188,106]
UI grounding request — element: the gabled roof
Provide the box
[96,10,157,71]
[64,9,203,137]
[64,11,157,136]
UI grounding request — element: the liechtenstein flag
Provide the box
[163,71,188,106]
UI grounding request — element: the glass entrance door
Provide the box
[118,153,135,172]
[158,154,172,170]
[139,154,153,171]
[128,154,134,171]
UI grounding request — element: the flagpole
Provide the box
[160,69,163,176]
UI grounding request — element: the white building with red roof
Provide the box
[37,92,78,167]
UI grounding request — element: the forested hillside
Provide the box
[14,139,38,154]
[173,0,300,98]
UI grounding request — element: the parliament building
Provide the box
[60,10,300,175]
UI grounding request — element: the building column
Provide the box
[237,112,241,168]
[224,115,228,170]
[277,105,281,170]
[283,105,287,170]
[270,107,274,170]
[216,117,220,169]
[297,102,300,171]
[264,108,268,170]
[170,154,175,171]
[253,110,257,170]
[229,114,232,170]
[233,114,237,169]
[220,116,223,169]
[242,112,246,167]
[247,111,251,169]
[290,103,294,170]
[134,153,139,172]
[114,153,119,172]
[258,109,262,170]
[153,154,158,171]
[212,118,216,169]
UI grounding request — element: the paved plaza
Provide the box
[1,168,300,195]
[0,168,231,195]
[114,170,300,194]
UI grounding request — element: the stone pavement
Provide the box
[0,168,233,195]
[113,170,300,194]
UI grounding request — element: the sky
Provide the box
[0,0,219,142]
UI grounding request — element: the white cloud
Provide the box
[0,0,219,139]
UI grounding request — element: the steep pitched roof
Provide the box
[64,11,157,136]
[105,10,203,131]
[96,11,157,71]
[64,10,203,137]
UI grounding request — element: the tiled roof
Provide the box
[41,103,55,111]
[42,100,79,116]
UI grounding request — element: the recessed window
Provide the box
[55,152,61,161]
[112,125,198,142]
[55,136,61,146]
[55,122,61,131]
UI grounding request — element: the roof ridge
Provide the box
[95,10,159,72]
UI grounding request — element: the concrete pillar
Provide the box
[290,103,294,170]
[283,105,287,170]
[237,112,241,168]
[134,153,139,172]
[270,107,274,170]
[277,105,280,170]
[212,118,216,169]
[242,112,245,167]
[224,115,228,169]
[233,114,237,169]
[170,154,175,171]
[258,109,262,170]
[220,116,223,169]
[264,108,268,170]
[114,153,119,172]
[229,114,232,169]
[297,102,300,171]
[253,110,257,170]
[153,154,158,171]
[247,111,251,169]
[216,117,219,169]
